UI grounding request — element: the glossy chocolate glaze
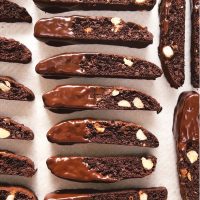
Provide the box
[47,157,115,182]
[45,192,90,200]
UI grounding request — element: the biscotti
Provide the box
[191,0,200,88]
[173,91,199,200]
[33,0,156,12]
[45,187,168,200]
[36,53,162,80]
[43,85,162,113]
[0,185,37,200]
[0,0,32,23]
[0,117,34,140]
[34,16,153,48]
[0,151,36,177]
[158,0,185,88]
[0,76,34,101]
[47,156,157,182]
[47,119,159,148]
[0,37,32,63]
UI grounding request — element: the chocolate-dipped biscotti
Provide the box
[0,0,32,23]
[0,185,37,200]
[33,0,156,12]
[0,76,34,101]
[43,85,162,113]
[34,16,153,48]
[45,187,168,200]
[0,151,36,177]
[173,91,199,200]
[0,37,32,63]
[36,53,162,80]
[0,117,34,140]
[191,0,200,88]
[159,0,185,88]
[47,119,159,148]
[47,156,157,182]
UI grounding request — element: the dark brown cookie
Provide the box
[42,85,162,113]
[36,53,162,80]
[34,16,153,48]
[0,76,34,101]
[158,0,185,88]
[47,156,157,182]
[173,91,199,200]
[0,0,32,23]
[0,117,34,140]
[0,37,32,64]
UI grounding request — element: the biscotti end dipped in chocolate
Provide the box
[36,53,163,80]
[43,85,162,113]
[0,76,34,101]
[45,188,168,200]
[47,119,159,148]
[173,91,199,200]
[34,16,153,48]
[159,0,185,88]
[0,151,36,177]
[0,185,37,200]
[0,37,32,63]
[0,0,32,23]
[33,0,156,12]
[191,0,200,88]
[0,117,34,140]
[47,156,157,182]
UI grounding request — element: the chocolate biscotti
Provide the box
[47,156,157,182]
[191,0,200,88]
[43,85,162,113]
[0,185,37,200]
[34,16,153,48]
[47,119,159,147]
[36,53,162,80]
[33,0,156,12]
[45,188,168,200]
[173,91,199,200]
[0,0,32,23]
[0,76,34,101]
[0,151,36,177]
[159,0,185,88]
[0,117,34,140]
[0,37,32,63]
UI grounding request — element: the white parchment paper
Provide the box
[0,0,197,199]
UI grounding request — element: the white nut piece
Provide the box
[187,150,198,164]
[112,90,120,96]
[111,17,122,26]
[6,194,15,200]
[162,45,174,58]
[135,0,146,4]
[118,100,131,107]
[141,157,154,170]
[139,191,148,200]
[124,58,133,67]
[0,128,10,138]
[0,81,11,92]
[136,129,147,141]
[94,123,105,133]
[133,97,144,109]
[187,172,192,181]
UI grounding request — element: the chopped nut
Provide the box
[84,27,93,33]
[124,58,133,67]
[162,46,174,58]
[0,128,10,138]
[139,191,148,200]
[112,90,120,96]
[135,0,146,3]
[133,97,144,109]
[118,100,131,107]
[111,17,122,26]
[6,194,15,200]
[0,81,11,92]
[180,168,188,178]
[136,129,147,141]
[141,157,154,170]
[187,150,198,164]
[94,123,105,133]
[187,172,192,181]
